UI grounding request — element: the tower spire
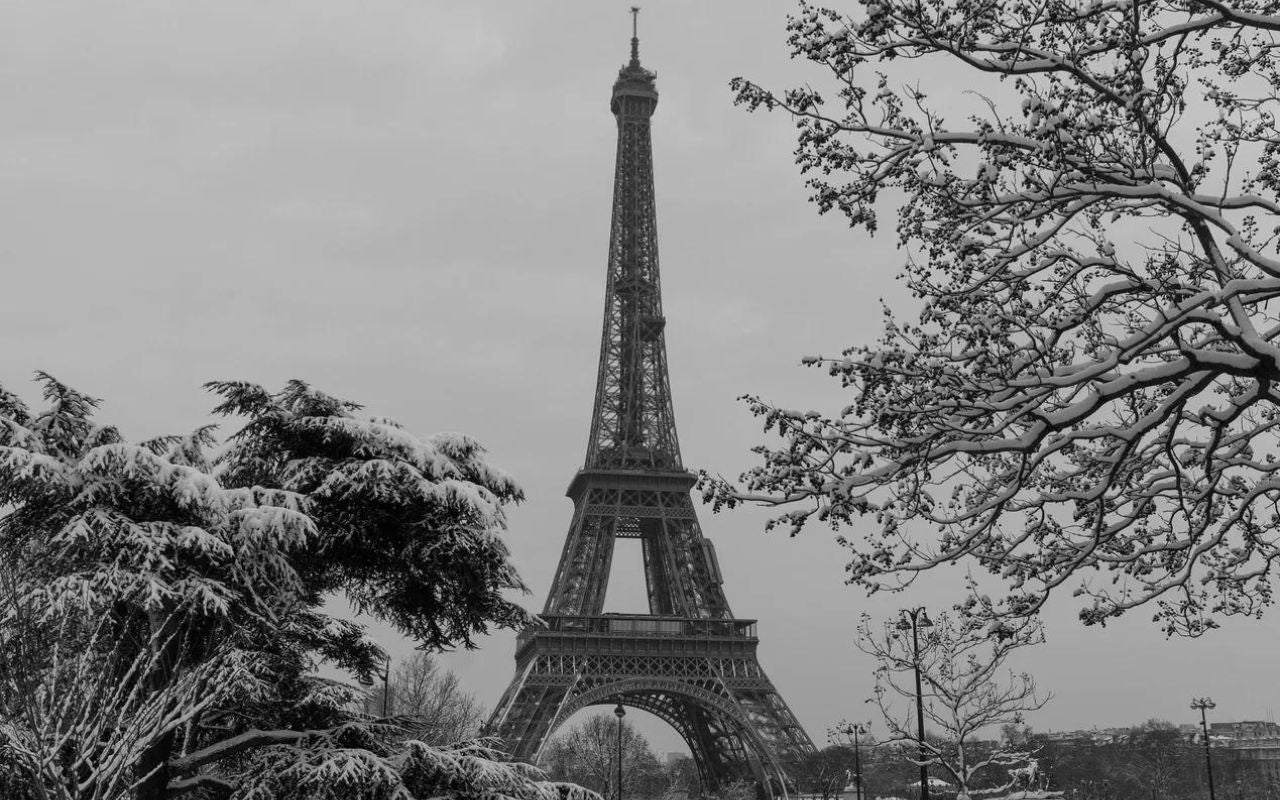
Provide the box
[630,6,641,66]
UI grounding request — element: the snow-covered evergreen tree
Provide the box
[0,374,582,800]
[207,379,532,652]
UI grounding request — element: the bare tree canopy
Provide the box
[858,613,1050,795]
[712,0,1280,634]
[541,714,667,799]
[380,652,485,746]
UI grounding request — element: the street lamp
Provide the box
[896,608,934,800]
[841,723,868,800]
[1191,697,1218,800]
[615,699,626,800]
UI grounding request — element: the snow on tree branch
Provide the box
[208,378,534,651]
[708,0,1280,635]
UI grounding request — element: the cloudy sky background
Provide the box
[4,0,1277,756]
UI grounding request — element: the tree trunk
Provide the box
[135,729,177,800]
[135,605,184,800]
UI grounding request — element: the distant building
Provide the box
[1207,721,1280,782]
[1037,720,1280,782]
[1042,730,1094,745]
[1211,721,1280,740]
[666,751,691,766]
[1225,737,1280,781]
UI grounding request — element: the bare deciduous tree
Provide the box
[711,0,1280,635]
[379,652,484,745]
[858,613,1050,797]
[703,779,758,800]
[541,714,666,799]
[790,743,856,800]
[1117,720,1191,800]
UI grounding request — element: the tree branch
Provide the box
[169,728,320,773]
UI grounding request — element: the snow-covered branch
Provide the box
[169,728,317,773]
[710,0,1280,635]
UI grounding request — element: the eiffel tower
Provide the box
[486,13,814,794]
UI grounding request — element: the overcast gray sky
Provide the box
[4,0,1277,757]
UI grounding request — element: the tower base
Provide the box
[486,614,813,794]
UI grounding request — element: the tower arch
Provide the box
[535,678,790,791]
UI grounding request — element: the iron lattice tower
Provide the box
[487,16,815,794]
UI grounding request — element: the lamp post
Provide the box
[1191,697,1217,800]
[841,723,867,800]
[896,608,933,800]
[357,653,392,717]
[614,699,626,800]
[382,654,392,717]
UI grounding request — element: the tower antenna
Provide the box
[630,6,641,65]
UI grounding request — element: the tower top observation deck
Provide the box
[613,7,657,110]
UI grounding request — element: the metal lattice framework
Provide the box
[486,19,815,796]
[585,20,678,474]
